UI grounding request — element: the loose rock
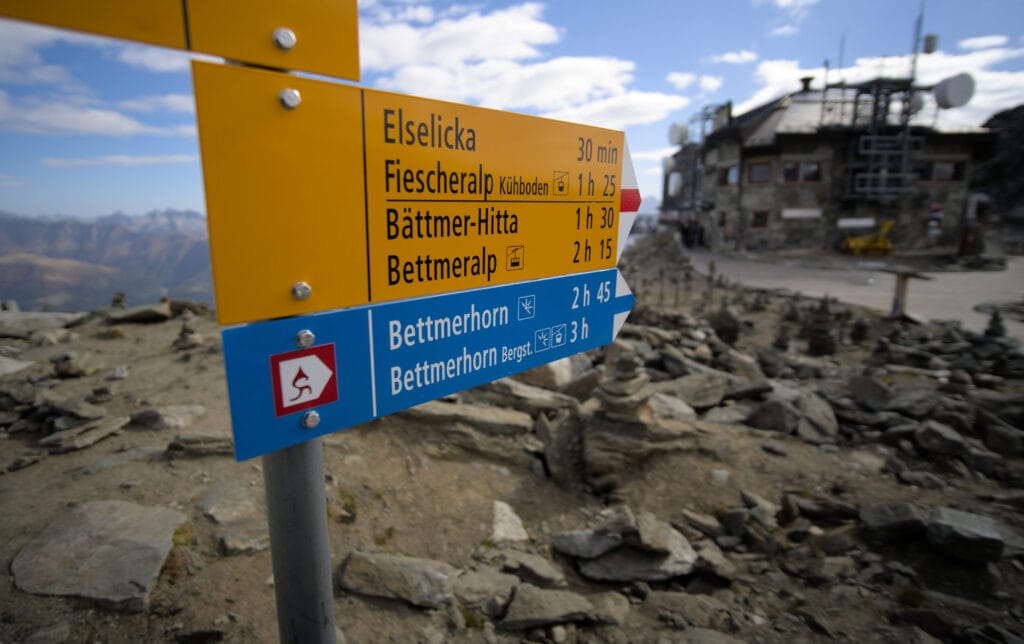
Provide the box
[12,500,184,611]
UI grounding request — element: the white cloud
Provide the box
[632,146,683,161]
[542,91,689,130]
[0,91,195,136]
[116,46,192,72]
[958,35,1009,51]
[41,154,198,167]
[0,19,96,89]
[377,56,636,112]
[756,0,817,38]
[666,72,696,91]
[710,50,758,64]
[360,2,560,72]
[769,24,798,38]
[359,1,686,129]
[118,94,195,114]
[368,4,435,23]
[0,172,25,187]
[773,0,818,14]
[731,47,1024,130]
[699,75,724,93]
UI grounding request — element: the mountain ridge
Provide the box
[0,209,213,311]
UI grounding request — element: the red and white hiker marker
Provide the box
[616,139,641,262]
[270,344,339,417]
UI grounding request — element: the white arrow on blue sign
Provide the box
[222,267,634,460]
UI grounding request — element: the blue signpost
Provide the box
[223,267,634,460]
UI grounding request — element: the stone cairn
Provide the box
[595,352,651,421]
[985,310,1005,338]
[805,296,837,356]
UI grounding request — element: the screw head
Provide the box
[279,88,302,110]
[301,410,320,429]
[291,281,312,300]
[295,329,315,348]
[273,27,297,50]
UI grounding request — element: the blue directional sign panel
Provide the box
[222,268,634,460]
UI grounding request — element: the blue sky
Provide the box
[1,0,1023,217]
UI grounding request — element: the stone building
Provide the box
[662,77,994,252]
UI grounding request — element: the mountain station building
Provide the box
[661,76,995,253]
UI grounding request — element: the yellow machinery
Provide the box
[842,219,895,256]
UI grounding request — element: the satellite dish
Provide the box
[668,122,689,146]
[934,73,975,109]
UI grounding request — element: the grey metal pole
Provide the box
[262,437,336,643]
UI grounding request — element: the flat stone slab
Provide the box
[552,530,622,559]
[198,479,262,525]
[107,302,172,324]
[0,311,85,339]
[0,355,35,377]
[499,550,567,588]
[926,507,1004,563]
[452,569,519,611]
[12,500,185,611]
[397,400,533,436]
[166,433,234,458]
[463,377,580,415]
[501,584,595,631]
[338,551,456,608]
[38,416,128,453]
[859,502,929,541]
[578,526,697,582]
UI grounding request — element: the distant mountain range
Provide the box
[0,195,666,314]
[0,210,213,312]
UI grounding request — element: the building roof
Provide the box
[710,83,988,149]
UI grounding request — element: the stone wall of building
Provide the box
[700,133,979,253]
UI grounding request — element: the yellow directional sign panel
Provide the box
[193,61,625,325]
[186,0,359,81]
[193,60,366,326]
[0,0,186,49]
[0,0,359,81]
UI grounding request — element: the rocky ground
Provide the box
[1,230,1023,643]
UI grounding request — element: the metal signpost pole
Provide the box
[262,437,336,644]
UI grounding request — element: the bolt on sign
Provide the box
[0,0,360,81]
[192,60,629,325]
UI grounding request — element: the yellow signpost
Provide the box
[4,8,639,642]
[0,0,359,81]
[193,61,625,325]
[0,0,186,49]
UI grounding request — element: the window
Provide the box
[800,161,820,182]
[719,165,738,186]
[748,162,771,183]
[783,161,821,183]
[783,161,799,182]
[751,211,770,228]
